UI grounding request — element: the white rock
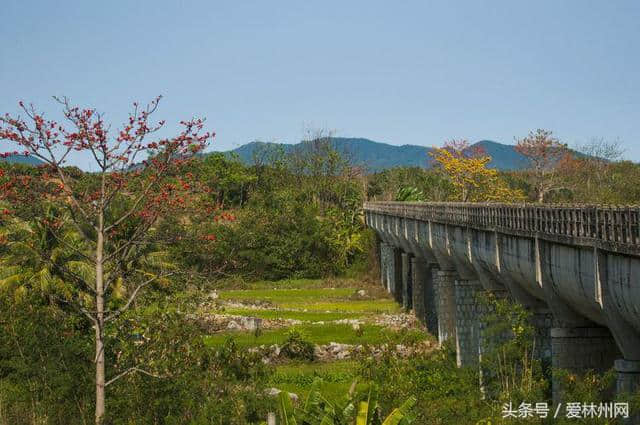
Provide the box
[336,350,350,359]
[264,388,298,402]
[241,317,263,331]
[265,387,281,397]
[270,344,280,356]
[226,320,241,330]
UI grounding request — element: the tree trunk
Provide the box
[95,318,105,425]
[95,217,106,424]
[537,189,545,203]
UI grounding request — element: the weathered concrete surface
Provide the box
[365,202,640,400]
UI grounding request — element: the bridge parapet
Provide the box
[364,201,640,255]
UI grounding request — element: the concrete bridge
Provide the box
[364,201,640,400]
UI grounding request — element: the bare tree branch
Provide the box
[104,272,174,323]
[105,367,165,387]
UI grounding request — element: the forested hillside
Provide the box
[224,137,534,171]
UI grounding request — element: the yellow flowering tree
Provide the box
[430,140,525,202]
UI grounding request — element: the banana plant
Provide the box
[355,386,377,425]
[299,378,337,424]
[394,187,425,202]
[380,396,416,425]
[276,379,416,425]
[278,391,298,425]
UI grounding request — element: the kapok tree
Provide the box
[0,96,215,424]
[430,140,524,202]
[514,129,571,203]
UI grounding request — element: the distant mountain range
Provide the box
[0,154,44,166]
[225,137,530,172]
[0,138,532,172]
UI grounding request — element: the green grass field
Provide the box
[270,360,365,402]
[205,277,430,402]
[276,299,399,313]
[216,285,401,315]
[222,307,364,321]
[217,278,368,290]
[203,323,426,347]
[218,288,357,302]
[206,279,420,346]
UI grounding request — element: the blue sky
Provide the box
[1,0,639,166]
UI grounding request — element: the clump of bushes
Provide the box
[280,328,316,361]
[0,292,274,424]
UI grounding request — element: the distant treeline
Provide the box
[368,137,640,205]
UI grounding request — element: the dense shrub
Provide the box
[357,342,492,424]
[478,294,548,405]
[0,293,273,424]
[0,293,93,425]
[280,329,316,361]
[162,149,369,281]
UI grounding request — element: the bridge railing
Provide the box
[364,202,640,247]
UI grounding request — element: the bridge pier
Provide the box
[411,257,438,335]
[616,360,640,394]
[534,240,621,402]
[401,252,413,310]
[410,257,425,323]
[380,243,402,299]
[454,277,484,367]
[550,326,620,402]
[391,248,403,304]
[434,269,457,346]
[379,242,388,290]
[530,308,553,371]
[380,242,396,293]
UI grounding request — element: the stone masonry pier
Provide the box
[365,201,640,401]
